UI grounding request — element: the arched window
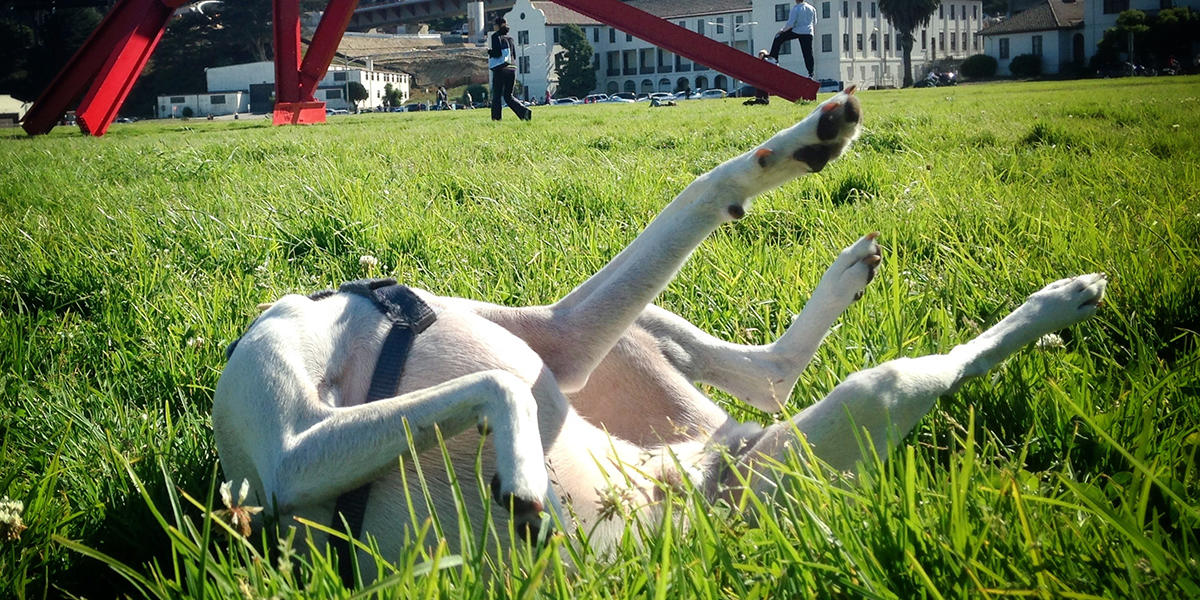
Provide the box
[641,79,654,93]
[659,78,671,91]
[695,76,708,89]
[676,77,689,91]
[624,80,636,92]
[606,81,619,94]
[713,75,728,90]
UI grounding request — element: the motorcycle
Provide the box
[915,70,957,87]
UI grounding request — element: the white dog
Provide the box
[213,88,1106,581]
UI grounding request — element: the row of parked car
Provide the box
[549,80,844,105]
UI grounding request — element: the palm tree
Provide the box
[878,0,942,87]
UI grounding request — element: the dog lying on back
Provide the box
[213,88,1105,581]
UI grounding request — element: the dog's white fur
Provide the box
[213,90,1106,577]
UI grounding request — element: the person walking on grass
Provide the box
[769,0,817,79]
[488,17,531,121]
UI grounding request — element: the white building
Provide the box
[206,61,411,112]
[980,0,1200,76]
[978,0,1084,75]
[156,60,411,118]
[505,0,984,97]
[155,91,250,119]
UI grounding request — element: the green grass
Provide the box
[2,76,1199,598]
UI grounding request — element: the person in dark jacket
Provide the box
[488,17,531,121]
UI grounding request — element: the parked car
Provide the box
[699,89,727,99]
[583,93,609,104]
[325,108,349,115]
[552,96,580,105]
[403,103,427,112]
[608,92,637,102]
[817,78,844,93]
[635,94,650,102]
[648,92,674,102]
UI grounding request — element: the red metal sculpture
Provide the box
[22,0,817,137]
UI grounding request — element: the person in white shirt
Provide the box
[768,0,817,78]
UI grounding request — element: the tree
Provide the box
[554,23,595,98]
[383,83,403,108]
[1095,7,1200,70]
[878,0,941,87]
[347,81,368,111]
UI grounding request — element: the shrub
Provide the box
[960,54,998,79]
[181,106,194,118]
[1009,53,1043,78]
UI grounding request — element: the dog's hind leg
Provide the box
[636,233,882,413]
[525,91,865,393]
[741,273,1107,479]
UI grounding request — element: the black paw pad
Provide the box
[728,204,745,219]
[490,474,548,542]
[793,145,832,172]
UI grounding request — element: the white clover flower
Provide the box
[1,496,26,542]
[214,479,262,537]
[1036,333,1065,350]
[359,255,380,271]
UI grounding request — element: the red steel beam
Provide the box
[21,0,166,135]
[299,0,360,99]
[548,0,818,102]
[76,0,175,136]
[273,0,303,103]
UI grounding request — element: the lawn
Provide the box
[1,76,1198,599]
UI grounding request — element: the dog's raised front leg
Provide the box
[741,273,1107,479]
[637,233,882,413]
[215,368,550,519]
[533,90,864,392]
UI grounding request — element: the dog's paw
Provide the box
[1022,273,1107,333]
[815,233,882,305]
[490,473,551,542]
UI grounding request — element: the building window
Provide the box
[609,28,615,43]
[714,17,724,35]
[823,2,831,18]
[884,32,890,51]
[518,30,529,45]
[950,32,956,51]
[870,2,876,18]
[334,71,347,81]
[519,55,529,74]
[856,1,862,18]
[973,34,979,50]
[674,53,692,71]
[695,20,704,34]
[626,32,633,42]
[554,28,560,43]
[775,3,789,21]
[593,27,599,43]
[842,1,848,16]
[210,95,225,104]
[921,30,927,50]
[856,33,863,51]
[822,33,833,52]
[999,38,1009,59]
[1102,0,1129,13]
[973,5,978,19]
[1032,35,1043,56]
[939,31,945,51]
[326,89,342,99]
[939,4,944,18]
[870,33,877,51]
[951,4,956,19]
[843,32,850,52]
[606,51,620,76]
[170,96,185,103]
